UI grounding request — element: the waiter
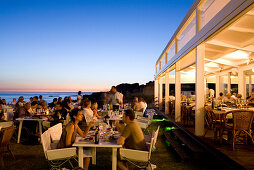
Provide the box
[110,86,122,111]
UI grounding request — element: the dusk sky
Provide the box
[0,0,194,92]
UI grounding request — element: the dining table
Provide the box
[73,130,122,170]
[16,116,48,143]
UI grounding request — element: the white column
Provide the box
[249,75,252,96]
[216,75,220,98]
[175,63,181,122]
[216,75,224,97]
[154,79,159,107]
[238,68,246,99]
[227,72,231,94]
[165,72,170,114]
[195,44,205,136]
[159,77,163,110]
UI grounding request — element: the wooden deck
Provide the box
[158,109,254,170]
[185,125,254,170]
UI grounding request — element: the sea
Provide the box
[0,92,93,103]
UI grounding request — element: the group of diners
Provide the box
[0,89,150,170]
[57,107,148,170]
[132,97,147,113]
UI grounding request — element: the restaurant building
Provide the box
[154,0,254,136]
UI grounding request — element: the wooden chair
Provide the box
[0,126,16,168]
[170,101,175,118]
[229,110,254,150]
[204,107,224,141]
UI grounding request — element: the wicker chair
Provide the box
[204,106,230,143]
[0,126,16,168]
[229,110,254,150]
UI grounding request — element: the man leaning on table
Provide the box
[116,109,148,170]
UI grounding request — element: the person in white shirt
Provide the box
[83,100,97,124]
[110,86,122,111]
[139,98,147,113]
[77,91,82,104]
[169,92,175,101]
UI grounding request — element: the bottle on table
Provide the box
[95,126,99,144]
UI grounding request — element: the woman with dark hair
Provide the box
[57,108,94,170]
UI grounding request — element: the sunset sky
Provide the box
[0,0,194,92]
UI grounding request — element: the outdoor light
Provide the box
[252,68,254,72]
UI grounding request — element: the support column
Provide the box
[238,69,246,99]
[195,44,205,136]
[227,72,231,94]
[159,77,163,110]
[216,75,224,97]
[154,79,159,107]
[216,75,220,98]
[175,63,181,122]
[165,72,170,115]
[249,75,252,96]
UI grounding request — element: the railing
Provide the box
[155,0,232,76]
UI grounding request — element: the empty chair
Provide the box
[229,110,254,150]
[0,126,16,168]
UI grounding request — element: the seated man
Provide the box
[224,93,234,103]
[117,109,148,170]
[49,102,67,126]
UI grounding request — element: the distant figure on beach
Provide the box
[77,91,82,104]
[110,86,123,111]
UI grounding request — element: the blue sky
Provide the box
[0,0,194,92]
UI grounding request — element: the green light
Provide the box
[164,126,178,131]
[152,118,171,122]
[165,140,171,147]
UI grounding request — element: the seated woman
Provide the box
[83,100,97,124]
[57,108,94,170]
[91,102,101,119]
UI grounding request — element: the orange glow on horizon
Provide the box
[0,88,110,93]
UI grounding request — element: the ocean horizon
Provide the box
[0,91,94,103]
